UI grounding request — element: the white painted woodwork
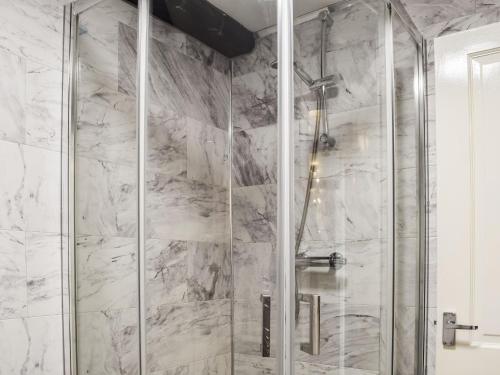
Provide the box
[435,21,500,375]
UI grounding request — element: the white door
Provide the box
[435,22,500,375]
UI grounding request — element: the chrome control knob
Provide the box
[329,252,347,270]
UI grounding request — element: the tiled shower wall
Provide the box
[74,0,231,374]
[0,1,66,373]
[231,1,387,373]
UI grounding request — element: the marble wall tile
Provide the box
[76,96,136,165]
[26,232,62,316]
[145,172,228,242]
[186,241,231,302]
[26,61,62,152]
[146,239,189,307]
[77,308,139,375]
[157,354,232,375]
[394,306,417,375]
[234,353,277,375]
[146,300,231,372]
[296,303,380,372]
[477,0,500,8]
[24,145,61,233]
[426,308,437,375]
[232,184,277,243]
[0,143,60,233]
[76,235,137,313]
[427,237,437,309]
[0,48,26,144]
[326,0,383,51]
[187,118,229,187]
[395,237,419,308]
[147,111,187,176]
[232,125,277,187]
[0,141,26,231]
[187,354,231,375]
[146,239,233,306]
[296,361,379,375]
[297,239,382,306]
[401,0,475,31]
[0,0,63,69]
[0,230,27,319]
[78,6,121,96]
[232,34,276,77]
[395,167,419,239]
[231,70,278,131]
[295,172,383,243]
[76,157,136,237]
[232,242,276,301]
[0,314,64,375]
[395,99,419,171]
[295,106,383,180]
[118,23,230,130]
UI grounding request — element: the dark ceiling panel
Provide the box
[125,0,255,58]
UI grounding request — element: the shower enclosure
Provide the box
[62,0,427,374]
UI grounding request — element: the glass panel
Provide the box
[293,0,387,373]
[73,0,140,374]
[393,9,420,375]
[143,0,238,373]
[230,1,279,374]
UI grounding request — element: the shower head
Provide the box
[269,59,315,87]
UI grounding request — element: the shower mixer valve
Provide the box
[295,252,347,270]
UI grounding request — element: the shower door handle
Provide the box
[261,294,271,357]
[299,293,321,355]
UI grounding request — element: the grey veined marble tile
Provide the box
[0,142,61,233]
[146,300,231,372]
[187,118,229,188]
[26,232,62,316]
[118,23,230,130]
[232,184,277,243]
[0,315,64,375]
[76,95,136,165]
[0,48,26,144]
[295,105,383,180]
[296,303,380,372]
[153,354,231,375]
[231,69,278,131]
[0,230,27,319]
[147,110,187,177]
[400,0,475,31]
[232,242,276,301]
[26,61,62,152]
[78,308,139,375]
[75,157,136,237]
[146,239,231,306]
[0,0,64,69]
[295,171,384,243]
[0,141,26,231]
[76,235,138,313]
[145,172,229,242]
[232,125,277,187]
[233,353,277,375]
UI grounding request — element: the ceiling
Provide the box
[206,0,339,32]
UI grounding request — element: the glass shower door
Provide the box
[70,1,140,374]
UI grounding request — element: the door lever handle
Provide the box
[442,312,478,347]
